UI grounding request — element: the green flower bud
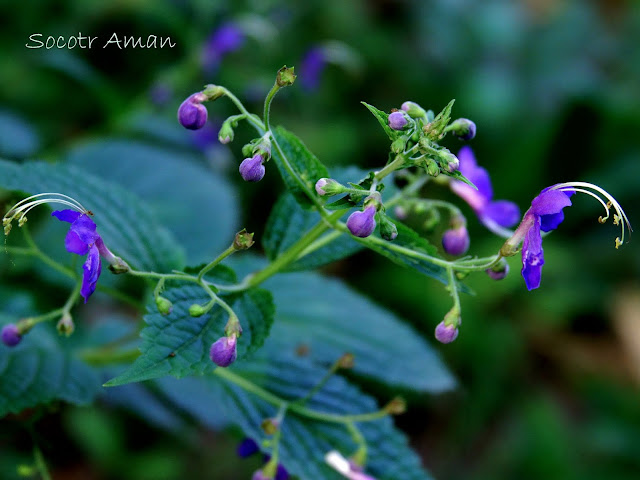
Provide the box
[401,101,428,119]
[156,296,173,315]
[189,304,206,317]
[202,84,225,101]
[379,214,398,241]
[56,313,75,337]
[233,229,255,250]
[276,66,296,87]
[218,120,235,144]
[390,136,408,154]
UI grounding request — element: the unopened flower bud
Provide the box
[388,111,409,131]
[448,118,476,141]
[425,159,440,177]
[390,136,408,154]
[1,324,22,347]
[384,396,407,415]
[442,225,470,256]
[276,66,297,87]
[156,296,173,315]
[401,101,427,118]
[315,178,342,196]
[56,314,75,337]
[189,304,206,317]
[218,121,235,144]
[202,84,225,101]
[178,92,208,130]
[434,321,458,344]
[237,438,260,458]
[439,150,460,173]
[234,229,255,250]
[261,417,280,435]
[379,214,398,241]
[210,334,238,367]
[486,259,509,280]
[239,154,266,182]
[347,206,377,238]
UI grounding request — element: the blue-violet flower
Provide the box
[201,23,245,73]
[1,324,22,347]
[450,146,520,237]
[299,47,327,91]
[388,111,409,131]
[347,205,377,238]
[239,154,266,182]
[442,224,470,256]
[178,92,208,130]
[210,334,238,367]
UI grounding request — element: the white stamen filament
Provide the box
[3,193,89,233]
[551,182,632,248]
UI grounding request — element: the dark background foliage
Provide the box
[1,0,639,479]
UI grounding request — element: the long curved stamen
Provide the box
[3,193,89,236]
[551,182,632,248]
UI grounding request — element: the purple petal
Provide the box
[521,216,543,290]
[481,200,521,228]
[299,47,326,91]
[530,189,573,217]
[540,211,565,232]
[457,146,493,200]
[70,215,99,244]
[64,230,89,255]
[52,209,82,224]
[81,244,102,303]
[237,438,259,458]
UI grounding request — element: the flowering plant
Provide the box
[0,65,631,480]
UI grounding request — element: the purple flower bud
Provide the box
[1,324,22,347]
[388,111,409,131]
[237,438,260,458]
[401,101,427,118]
[435,321,458,344]
[178,93,208,130]
[449,118,477,141]
[239,154,266,182]
[347,206,377,238]
[442,225,470,256]
[486,261,509,280]
[252,471,270,480]
[315,178,329,195]
[210,335,237,367]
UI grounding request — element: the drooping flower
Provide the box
[434,321,459,344]
[442,224,470,256]
[201,23,245,73]
[239,154,266,182]
[347,205,377,238]
[209,334,238,367]
[388,111,409,131]
[178,92,208,130]
[52,210,122,303]
[450,146,520,237]
[501,182,631,290]
[1,324,22,347]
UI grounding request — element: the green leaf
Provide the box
[265,271,456,393]
[362,102,400,141]
[105,286,274,386]
[263,193,362,272]
[64,139,239,264]
[0,110,40,159]
[271,126,329,209]
[0,319,101,417]
[212,354,433,480]
[0,160,184,272]
[442,168,477,189]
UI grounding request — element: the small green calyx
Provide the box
[233,229,255,250]
[56,313,75,337]
[276,66,296,87]
[384,396,407,415]
[202,84,225,101]
[261,417,280,435]
[108,257,130,274]
[188,304,206,317]
[337,352,355,369]
[155,296,173,316]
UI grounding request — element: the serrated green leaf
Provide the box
[0,160,184,272]
[362,102,400,141]
[206,353,434,480]
[265,271,456,393]
[442,168,477,189]
[64,139,239,264]
[263,193,362,272]
[0,320,101,417]
[0,110,40,159]
[271,126,329,209]
[105,286,274,386]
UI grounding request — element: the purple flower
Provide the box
[299,47,326,91]
[450,146,520,236]
[505,187,574,290]
[201,23,245,73]
[388,111,408,131]
[210,335,238,367]
[1,324,21,347]
[434,321,459,344]
[347,206,377,238]
[178,93,208,130]
[239,154,266,182]
[237,438,260,458]
[486,261,509,280]
[442,225,470,256]
[448,118,476,140]
[52,210,113,303]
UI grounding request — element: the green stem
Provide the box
[294,360,341,406]
[446,266,461,313]
[214,369,390,424]
[221,87,265,132]
[33,445,52,480]
[374,154,406,181]
[197,244,236,283]
[263,82,280,134]
[21,226,76,278]
[245,210,346,288]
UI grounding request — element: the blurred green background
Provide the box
[1,0,639,479]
